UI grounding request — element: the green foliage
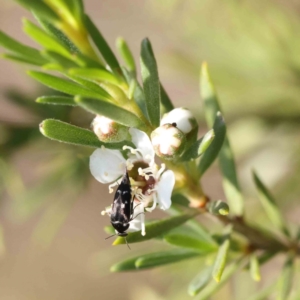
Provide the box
[140,38,161,127]
[1,1,300,299]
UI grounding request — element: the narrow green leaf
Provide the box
[36,96,76,106]
[85,15,122,75]
[200,63,244,216]
[28,71,105,99]
[198,112,226,175]
[196,257,246,300]
[40,119,130,149]
[41,50,78,68]
[188,266,213,296]
[1,53,45,66]
[277,253,295,300]
[110,256,137,272]
[122,67,148,119]
[250,253,261,282]
[164,232,217,253]
[113,211,199,245]
[116,37,136,76]
[180,129,215,162]
[140,38,161,127]
[160,84,174,115]
[33,15,102,68]
[23,19,71,59]
[75,96,144,129]
[66,74,112,100]
[15,0,59,22]
[212,225,232,282]
[135,249,199,269]
[69,68,123,86]
[110,249,198,272]
[253,171,289,236]
[0,31,47,65]
[56,0,85,24]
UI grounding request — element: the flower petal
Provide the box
[128,203,144,233]
[129,128,154,163]
[89,147,126,183]
[156,170,175,210]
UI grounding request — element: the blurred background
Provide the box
[1,0,300,299]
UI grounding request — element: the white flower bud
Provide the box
[92,115,129,143]
[161,107,197,134]
[151,123,186,160]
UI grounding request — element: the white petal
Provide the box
[89,147,126,183]
[129,128,154,163]
[156,170,175,210]
[128,203,144,232]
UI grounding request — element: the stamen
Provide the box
[157,163,166,178]
[108,181,119,193]
[146,193,157,212]
[140,203,146,236]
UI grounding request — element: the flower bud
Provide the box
[207,200,230,216]
[161,107,197,134]
[151,123,186,160]
[92,115,129,143]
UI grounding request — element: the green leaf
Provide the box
[180,129,215,162]
[111,249,199,272]
[110,256,138,272]
[196,257,246,300]
[253,171,289,236]
[250,253,261,282]
[113,211,199,245]
[122,67,148,119]
[15,0,59,22]
[200,63,244,216]
[75,96,144,129]
[140,38,161,127]
[164,232,217,253]
[212,225,232,282]
[1,53,45,66]
[198,112,226,175]
[69,68,123,86]
[135,249,199,269]
[160,84,174,115]
[116,37,136,76]
[28,71,106,99]
[0,31,47,65]
[277,253,295,300]
[41,50,78,68]
[36,96,76,106]
[56,0,85,25]
[23,19,71,59]
[40,119,130,149]
[66,73,112,100]
[85,15,122,76]
[188,266,213,296]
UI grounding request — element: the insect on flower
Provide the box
[105,170,142,249]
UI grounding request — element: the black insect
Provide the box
[106,170,134,249]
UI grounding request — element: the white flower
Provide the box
[161,107,197,134]
[90,128,175,236]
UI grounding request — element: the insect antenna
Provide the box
[105,233,116,240]
[130,212,145,221]
[124,237,131,250]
